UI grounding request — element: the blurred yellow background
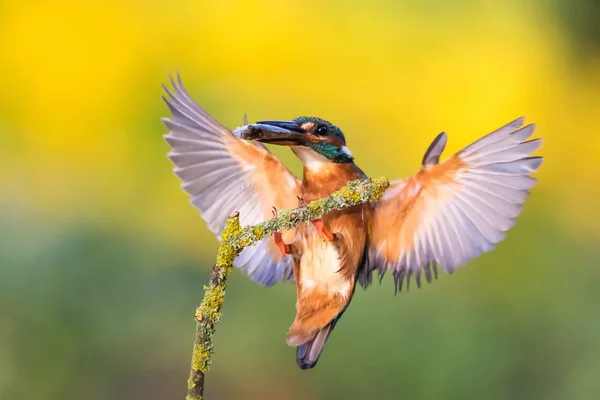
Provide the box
[1,1,599,399]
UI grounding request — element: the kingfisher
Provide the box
[161,74,542,370]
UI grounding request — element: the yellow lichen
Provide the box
[307,199,324,215]
[191,342,211,372]
[185,178,390,399]
[199,285,225,322]
[220,213,242,242]
[215,244,237,269]
[371,177,390,200]
[252,225,265,240]
[338,185,361,202]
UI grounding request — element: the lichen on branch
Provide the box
[185,177,389,400]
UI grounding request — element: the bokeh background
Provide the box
[1,1,599,399]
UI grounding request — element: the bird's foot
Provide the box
[274,231,290,256]
[311,218,335,241]
[296,196,335,242]
[272,206,290,257]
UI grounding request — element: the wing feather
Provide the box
[162,74,301,286]
[363,118,542,290]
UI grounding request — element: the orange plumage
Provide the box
[162,74,543,369]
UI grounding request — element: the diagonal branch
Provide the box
[185,177,390,400]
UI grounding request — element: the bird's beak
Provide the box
[239,120,309,146]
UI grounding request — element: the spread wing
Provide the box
[361,117,542,292]
[161,74,301,286]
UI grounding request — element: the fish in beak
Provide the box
[234,120,311,146]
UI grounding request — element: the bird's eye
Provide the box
[316,125,328,136]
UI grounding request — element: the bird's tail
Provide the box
[286,278,358,369]
[285,294,345,347]
[286,295,351,370]
[295,317,340,370]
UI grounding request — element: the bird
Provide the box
[161,74,543,370]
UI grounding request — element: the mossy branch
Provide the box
[185,177,390,400]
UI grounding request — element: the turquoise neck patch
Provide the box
[309,142,353,163]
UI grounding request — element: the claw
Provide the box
[296,196,334,241]
[312,218,335,241]
[271,206,289,256]
[274,231,290,257]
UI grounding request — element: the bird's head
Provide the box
[240,116,353,164]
